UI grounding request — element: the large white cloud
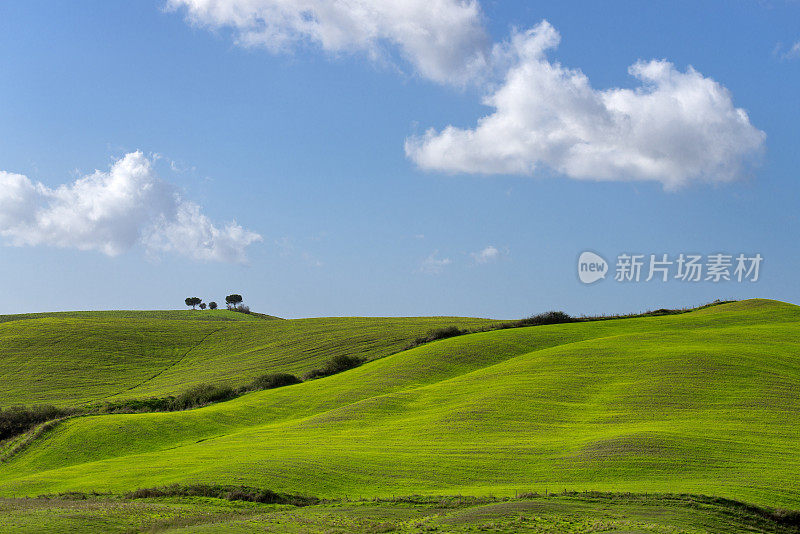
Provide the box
[406,22,766,189]
[0,152,261,262]
[167,0,489,85]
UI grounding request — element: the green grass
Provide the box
[0,493,796,533]
[0,312,500,406]
[0,309,271,324]
[0,299,799,530]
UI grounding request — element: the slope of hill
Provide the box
[0,311,500,406]
[2,492,796,533]
[0,298,798,514]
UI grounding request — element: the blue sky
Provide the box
[0,1,798,318]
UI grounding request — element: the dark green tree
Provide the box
[225,294,243,309]
[208,302,218,310]
[185,297,202,310]
[199,302,207,310]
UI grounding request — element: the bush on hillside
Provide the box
[125,483,318,506]
[419,326,468,343]
[304,355,364,380]
[0,405,74,441]
[515,311,575,327]
[101,383,243,414]
[246,373,301,391]
[403,326,470,350]
[100,397,174,414]
[169,384,236,411]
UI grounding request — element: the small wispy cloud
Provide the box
[471,245,500,264]
[274,236,323,267]
[783,42,800,60]
[418,250,451,274]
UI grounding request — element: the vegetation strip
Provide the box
[13,490,800,533]
[0,352,368,454]
[404,300,735,349]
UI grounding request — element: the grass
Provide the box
[0,312,500,406]
[0,492,796,533]
[0,309,272,324]
[0,299,798,531]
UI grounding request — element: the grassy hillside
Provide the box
[0,298,798,514]
[0,311,500,406]
[2,493,797,533]
[0,309,270,324]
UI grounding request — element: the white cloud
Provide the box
[168,3,764,189]
[418,250,451,274]
[167,0,489,85]
[406,21,766,189]
[783,42,800,60]
[471,245,499,264]
[0,152,261,262]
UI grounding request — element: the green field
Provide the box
[1,493,796,533]
[0,299,799,532]
[0,311,499,405]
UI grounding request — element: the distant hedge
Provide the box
[170,384,237,411]
[125,483,318,506]
[304,355,364,380]
[0,405,74,441]
[244,373,302,391]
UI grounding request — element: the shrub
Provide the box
[304,355,364,380]
[169,384,236,411]
[420,326,467,343]
[247,373,301,391]
[100,397,174,414]
[325,355,364,374]
[515,311,575,327]
[0,405,74,441]
[124,484,318,506]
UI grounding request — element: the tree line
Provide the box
[184,294,246,312]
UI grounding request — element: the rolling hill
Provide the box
[0,299,799,532]
[0,310,500,406]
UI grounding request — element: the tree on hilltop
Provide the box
[209,302,218,310]
[225,294,243,309]
[199,303,207,310]
[185,297,202,310]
